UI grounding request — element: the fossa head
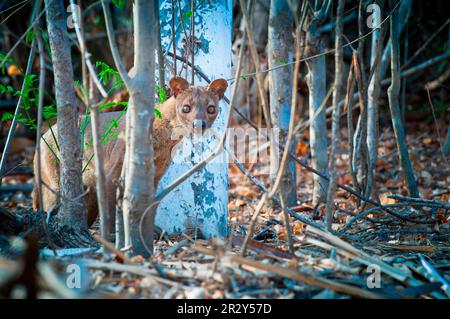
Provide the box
[169,76,228,132]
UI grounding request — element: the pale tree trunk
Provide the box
[326,0,344,230]
[102,0,157,255]
[387,0,419,198]
[355,0,370,198]
[268,0,297,207]
[45,0,87,228]
[367,0,412,174]
[305,3,330,205]
[367,0,383,199]
[155,0,231,238]
[378,0,413,82]
[122,1,157,255]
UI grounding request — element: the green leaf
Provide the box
[1,112,14,122]
[182,10,192,21]
[96,61,125,92]
[279,57,287,65]
[43,104,57,121]
[25,30,36,45]
[154,108,162,119]
[99,101,128,111]
[112,0,125,9]
[155,85,167,104]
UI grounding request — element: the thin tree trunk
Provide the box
[45,0,87,228]
[354,1,371,199]
[155,0,165,88]
[387,0,419,198]
[367,0,411,198]
[378,0,413,81]
[346,61,359,193]
[101,0,157,255]
[268,0,297,207]
[35,28,46,216]
[305,7,329,205]
[122,1,157,255]
[89,82,113,242]
[326,0,344,230]
[367,0,384,199]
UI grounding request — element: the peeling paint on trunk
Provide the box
[155,0,231,238]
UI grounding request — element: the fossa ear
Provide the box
[169,76,190,97]
[208,78,228,99]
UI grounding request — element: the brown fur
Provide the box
[32,77,227,225]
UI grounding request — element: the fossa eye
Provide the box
[207,105,216,114]
[182,105,191,113]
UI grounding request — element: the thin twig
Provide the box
[326,0,345,230]
[70,0,107,98]
[0,42,36,183]
[190,0,195,84]
[171,0,177,75]
[100,0,130,85]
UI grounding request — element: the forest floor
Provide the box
[0,118,449,299]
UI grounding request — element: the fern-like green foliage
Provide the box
[96,61,125,94]
[156,85,167,104]
[0,74,44,129]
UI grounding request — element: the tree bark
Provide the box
[326,0,344,230]
[121,1,157,255]
[367,0,384,199]
[45,0,87,228]
[268,0,297,207]
[387,0,419,198]
[305,6,329,205]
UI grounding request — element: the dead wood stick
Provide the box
[93,233,132,264]
[80,259,184,288]
[192,245,383,299]
[387,194,450,210]
[307,227,409,282]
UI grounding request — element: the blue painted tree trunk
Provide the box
[155,0,232,238]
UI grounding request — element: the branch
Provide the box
[388,194,450,210]
[70,0,107,98]
[0,0,42,182]
[382,51,450,86]
[100,0,131,85]
[326,0,345,230]
[0,42,36,183]
[0,9,45,71]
